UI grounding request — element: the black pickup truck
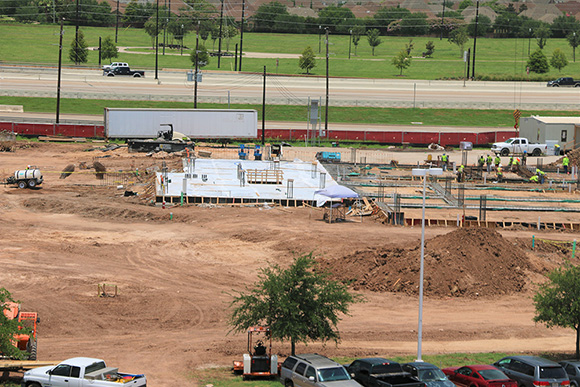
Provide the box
[347,358,426,387]
[547,77,580,87]
[105,65,145,78]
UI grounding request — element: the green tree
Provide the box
[448,26,469,57]
[100,36,118,62]
[533,262,580,359]
[190,43,210,68]
[535,25,551,49]
[68,29,88,65]
[366,28,382,56]
[318,5,355,33]
[527,48,549,73]
[458,0,473,10]
[551,15,580,38]
[400,12,429,36]
[123,0,156,28]
[392,49,412,75]
[229,253,362,355]
[351,24,365,55]
[567,31,580,62]
[405,39,414,55]
[550,48,568,72]
[374,6,411,33]
[424,41,435,57]
[0,288,29,360]
[299,46,316,74]
[251,1,288,32]
[144,17,162,49]
[467,15,491,37]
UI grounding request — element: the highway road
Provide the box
[1,66,579,110]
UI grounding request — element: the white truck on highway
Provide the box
[491,137,548,156]
[22,357,146,387]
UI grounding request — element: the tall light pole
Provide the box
[155,0,159,80]
[56,19,64,124]
[471,0,479,80]
[528,28,532,56]
[411,167,443,362]
[115,0,119,43]
[348,29,352,59]
[194,21,200,108]
[217,0,224,68]
[324,28,329,135]
[239,0,246,71]
[440,0,446,40]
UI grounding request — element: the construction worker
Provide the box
[486,154,493,173]
[522,151,527,166]
[494,154,501,170]
[477,155,485,173]
[497,165,503,183]
[563,154,570,174]
[508,156,514,168]
[441,153,449,171]
[536,168,545,184]
[512,158,520,172]
[457,164,465,182]
[554,143,561,156]
[529,175,539,183]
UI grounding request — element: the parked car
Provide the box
[491,137,547,157]
[559,361,580,387]
[280,353,362,387]
[442,365,516,387]
[546,78,580,87]
[347,358,425,387]
[402,362,455,387]
[493,356,569,387]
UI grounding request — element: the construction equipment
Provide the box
[2,302,39,360]
[232,326,278,380]
[5,169,43,188]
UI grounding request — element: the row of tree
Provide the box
[6,0,580,39]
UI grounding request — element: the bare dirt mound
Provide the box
[318,228,531,298]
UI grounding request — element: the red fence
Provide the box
[2,121,516,146]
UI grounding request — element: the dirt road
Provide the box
[0,142,577,386]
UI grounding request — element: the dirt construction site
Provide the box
[1,140,580,386]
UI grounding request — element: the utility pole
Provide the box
[239,0,245,71]
[115,0,119,43]
[194,22,200,108]
[217,0,224,68]
[324,28,329,135]
[348,29,352,59]
[75,0,79,65]
[318,25,322,53]
[234,44,238,71]
[440,0,446,40]
[262,66,266,146]
[471,0,479,80]
[98,36,101,67]
[56,20,64,124]
[155,0,159,80]
[163,0,167,55]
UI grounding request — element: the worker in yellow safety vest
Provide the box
[457,164,465,182]
[441,153,449,171]
[486,155,493,173]
[536,168,545,184]
[511,158,520,172]
[563,154,570,174]
[529,175,539,183]
[497,165,503,183]
[494,155,501,170]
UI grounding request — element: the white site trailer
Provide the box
[104,108,258,139]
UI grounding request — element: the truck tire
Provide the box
[27,179,36,188]
[575,84,580,87]
[532,148,542,156]
[107,73,115,77]
[285,380,294,387]
[552,84,559,87]
[133,73,142,78]
[501,148,510,156]
[18,180,27,189]
[28,340,37,360]
[27,383,41,387]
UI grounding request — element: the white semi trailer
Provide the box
[104,108,258,139]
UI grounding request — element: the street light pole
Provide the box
[318,25,322,53]
[348,29,352,59]
[471,0,479,80]
[181,24,184,55]
[411,167,443,362]
[194,21,200,108]
[528,28,532,56]
[115,0,119,43]
[155,0,159,80]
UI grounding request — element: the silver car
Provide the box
[280,354,362,387]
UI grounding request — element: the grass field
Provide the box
[2,95,579,127]
[3,23,580,79]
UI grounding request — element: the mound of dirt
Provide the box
[318,228,531,298]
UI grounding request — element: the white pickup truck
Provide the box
[491,137,548,156]
[22,357,146,387]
